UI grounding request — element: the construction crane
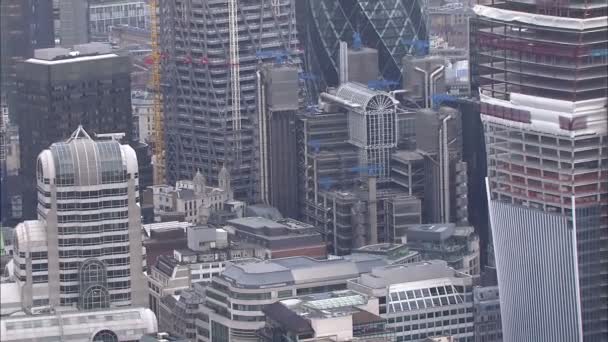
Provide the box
[150,0,165,185]
[228,0,241,162]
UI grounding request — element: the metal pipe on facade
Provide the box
[256,70,269,204]
[320,92,361,109]
[440,114,452,222]
[414,67,429,108]
[430,65,445,108]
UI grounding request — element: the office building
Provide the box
[415,107,469,225]
[142,221,191,269]
[297,108,359,223]
[320,83,399,183]
[302,0,428,88]
[58,0,89,46]
[297,94,422,254]
[11,126,146,310]
[348,260,475,342]
[89,0,149,42]
[150,168,236,224]
[196,255,388,341]
[473,286,501,342]
[257,63,300,218]
[400,224,480,276]
[226,217,326,259]
[0,0,54,119]
[259,290,394,342]
[312,188,422,255]
[147,226,266,317]
[354,243,421,265]
[0,307,157,342]
[15,43,133,219]
[160,0,300,200]
[157,284,205,341]
[471,0,608,340]
[132,90,155,144]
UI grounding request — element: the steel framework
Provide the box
[160,0,300,201]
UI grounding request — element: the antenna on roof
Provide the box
[67,125,92,142]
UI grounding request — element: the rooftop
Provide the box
[351,260,471,290]
[143,221,192,237]
[220,255,387,289]
[227,217,318,238]
[262,290,383,335]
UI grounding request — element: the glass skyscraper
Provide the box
[302,0,427,89]
[471,0,607,340]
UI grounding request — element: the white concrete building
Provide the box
[12,126,146,311]
[151,167,235,224]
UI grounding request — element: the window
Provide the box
[93,330,118,342]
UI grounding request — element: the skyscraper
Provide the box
[0,0,54,117]
[15,43,133,219]
[12,126,146,309]
[58,0,89,47]
[471,1,607,340]
[302,0,427,88]
[160,0,299,201]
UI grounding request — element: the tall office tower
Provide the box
[160,0,300,201]
[59,0,89,47]
[0,0,54,118]
[15,43,133,219]
[302,0,427,88]
[12,126,146,309]
[471,0,608,340]
[415,107,469,224]
[257,63,300,218]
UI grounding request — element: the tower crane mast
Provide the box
[228,0,241,162]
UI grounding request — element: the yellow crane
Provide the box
[150,0,165,185]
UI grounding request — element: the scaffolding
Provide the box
[470,3,608,102]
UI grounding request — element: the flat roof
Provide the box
[25,53,119,65]
[221,255,387,288]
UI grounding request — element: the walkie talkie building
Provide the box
[471,0,608,340]
[301,0,427,89]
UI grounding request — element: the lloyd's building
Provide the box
[470,0,607,340]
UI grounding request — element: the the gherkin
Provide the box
[301,0,428,90]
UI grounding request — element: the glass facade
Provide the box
[303,0,427,88]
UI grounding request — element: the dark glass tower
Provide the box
[302,0,427,88]
[471,0,608,340]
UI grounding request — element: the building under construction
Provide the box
[471,0,607,340]
[160,0,299,201]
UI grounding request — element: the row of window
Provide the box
[57,199,129,211]
[55,188,128,199]
[58,234,129,246]
[58,222,129,235]
[60,258,130,270]
[58,246,129,258]
[58,211,129,223]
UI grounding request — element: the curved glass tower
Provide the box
[471,0,608,340]
[303,0,427,88]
